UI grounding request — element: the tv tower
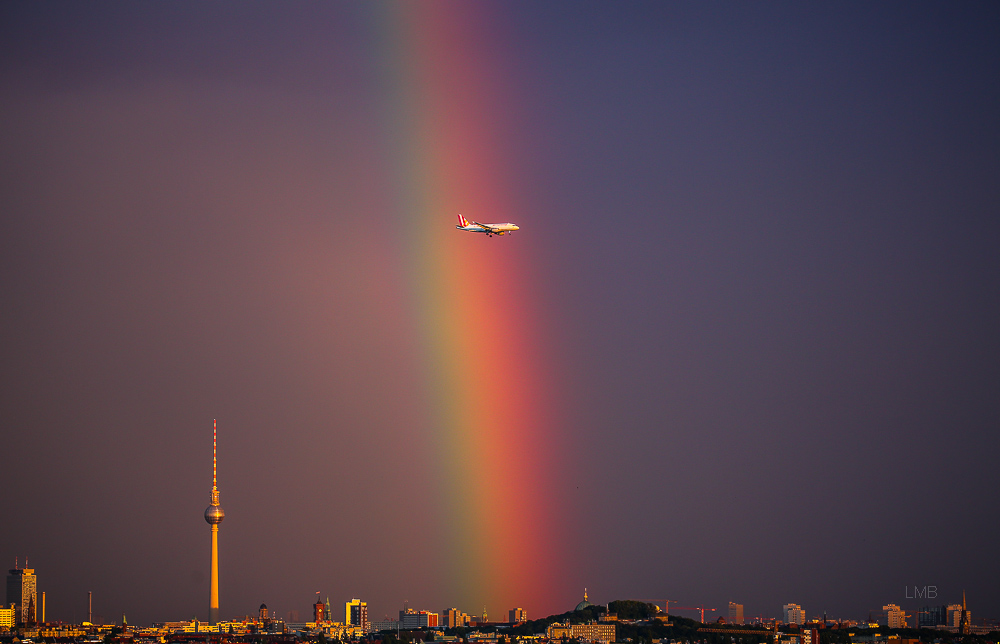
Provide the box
[204,419,225,624]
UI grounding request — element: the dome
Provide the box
[575,589,592,612]
[260,604,268,610]
[205,504,225,524]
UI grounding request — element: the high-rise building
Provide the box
[203,420,225,625]
[442,608,470,628]
[919,605,947,628]
[346,599,368,630]
[509,608,527,624]
[946,604,963,628]
[728,603,744,625]
[883,605,905,628]
[783,604,805,625]
[6,567,37,626]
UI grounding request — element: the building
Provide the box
[547,621,616,643]
[6,567,37,626]
[778,630,818,644]
[547,622,571,639]
[203,420,226,625]
[573,622,616,643]
[509,608,527,624]
[315,596,326,623]
[783,604,805,626]
[883,605,905,629]
[728,603,744,625]
[400,608,438,629]
[36,624,86,638]
[346,599,368,630]
[442,608,470,628]
[946,604,963,628]
[370,618,399,633]
[0,605,16,628]
[329,624,368,639]
[918,606,947,628]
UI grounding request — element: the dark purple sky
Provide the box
[2,1,998,627]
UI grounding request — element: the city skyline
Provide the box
[2,0,998,628]
[2,557,991,630]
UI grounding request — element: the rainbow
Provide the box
[369,3,566,616]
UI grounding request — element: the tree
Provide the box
[608,601,658,621]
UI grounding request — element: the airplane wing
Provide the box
[470,220,498,233]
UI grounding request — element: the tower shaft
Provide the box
[210,524,219,624]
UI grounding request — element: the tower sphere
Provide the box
[205,504,225,524]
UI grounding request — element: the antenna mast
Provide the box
[209,420,220,507]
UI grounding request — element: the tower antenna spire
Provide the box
[213,418,218,491]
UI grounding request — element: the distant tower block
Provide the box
[204,420,225,624]
[728,602,744,625]
[6,565,37,626]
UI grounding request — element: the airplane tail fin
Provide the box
[457,214,470,227]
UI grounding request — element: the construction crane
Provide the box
[905,610,931,629]
[671,606,718,623]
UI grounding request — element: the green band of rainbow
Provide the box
[369,2,566,615]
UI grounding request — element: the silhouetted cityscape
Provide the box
[4,559,997,644]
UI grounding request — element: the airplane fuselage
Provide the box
[456,222,519,235]
[455,214,519,236]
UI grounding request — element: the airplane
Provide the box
[455,214,519,237]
